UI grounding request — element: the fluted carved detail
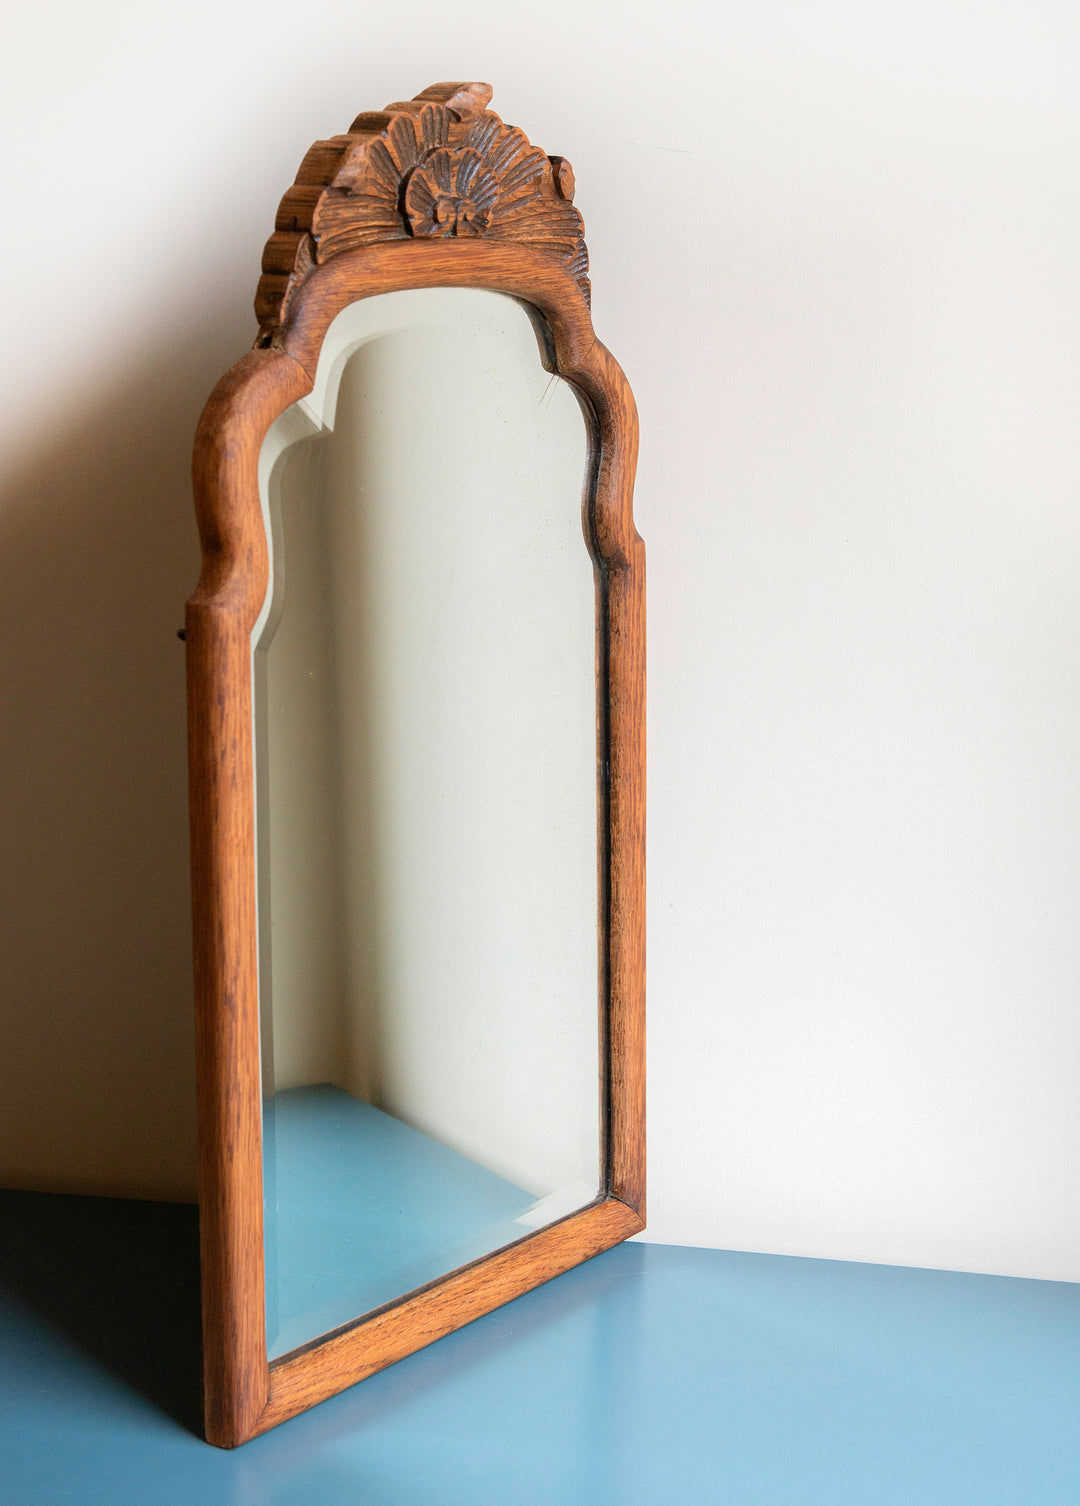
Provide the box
[255,81,589,344]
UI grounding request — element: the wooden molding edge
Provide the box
[243,1197,643,1441]
[189,348,314,1448]
[256,80,589,346]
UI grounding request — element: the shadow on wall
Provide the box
[0,312,251,1202]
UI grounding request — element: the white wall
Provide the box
[2,0,1079,1280]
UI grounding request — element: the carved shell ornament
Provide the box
[256,81,589,345]
[404,148,496,237]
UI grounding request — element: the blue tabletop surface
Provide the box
[1,1191,1079,1505]
[264,1084,540,1358]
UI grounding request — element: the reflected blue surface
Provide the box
[263,1085,539,1357]
[3,1227,1080,1505]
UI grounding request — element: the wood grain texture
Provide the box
[187,83,643,1447]
[187,349,312,1446]
[255,80,589,345]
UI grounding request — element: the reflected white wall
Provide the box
[257,290,599,1198]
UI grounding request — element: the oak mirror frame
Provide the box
[186,81,644,1448]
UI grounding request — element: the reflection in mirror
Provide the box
[253,289,599,1360]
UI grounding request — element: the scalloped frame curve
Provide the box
[186,83,644,1449]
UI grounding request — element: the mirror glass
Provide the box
[253,289,600,1361]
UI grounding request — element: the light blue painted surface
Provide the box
[263,1085,540,1358]
[3,1238,1080,1504]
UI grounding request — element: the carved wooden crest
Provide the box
[255,82,589,345]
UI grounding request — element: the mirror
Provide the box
[254,289,600,1358]
[187,81,643,1446]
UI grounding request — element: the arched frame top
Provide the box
[186,88,644,1450]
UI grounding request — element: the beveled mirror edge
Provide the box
[187,84,644,1450]
[258,1199,644,1436]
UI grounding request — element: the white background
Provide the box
[2,0,1079,1281]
